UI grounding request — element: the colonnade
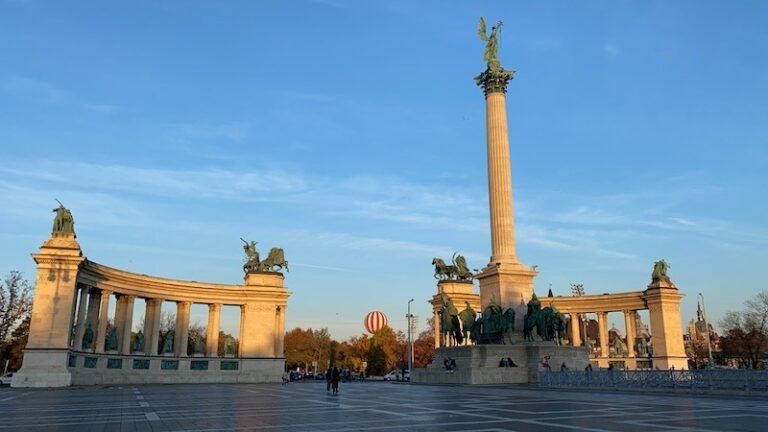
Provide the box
[567,310,640,359]
[69,284,285,358]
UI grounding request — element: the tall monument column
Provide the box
[474,21,538,328]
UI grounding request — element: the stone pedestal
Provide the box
[411,343,589,385]
[239,272,289,358]
[476,262,538,332]
[645,279,687,370]
[13,232,83,388]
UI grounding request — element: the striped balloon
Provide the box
[364,311,388,334]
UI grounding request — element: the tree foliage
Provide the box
[0,271,34,371]
[413,317,435,368]
[719,291,768,369]
[284,327,332,372]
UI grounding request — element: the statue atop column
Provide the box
[51,200,75,235]
[241,238,289,273]
[651,259,671,283]
[475,17,515,94]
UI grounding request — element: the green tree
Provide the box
[0,271,33,371]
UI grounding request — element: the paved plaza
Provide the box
[0,382,768,432]
[1,381,767,431]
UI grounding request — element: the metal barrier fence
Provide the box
[538,369,768,392]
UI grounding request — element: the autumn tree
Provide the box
[720,291,768,369]
[0,271,34,371]
[413,317,435,368]
[284,327,332,373]
[367,326,406,375]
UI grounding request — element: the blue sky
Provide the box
[1,0,766,339]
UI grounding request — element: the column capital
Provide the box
[176,300,192,308]
[474,67,515,96]
[146,298,163,306]
[209,303,222,312]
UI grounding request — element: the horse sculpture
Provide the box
[258,247,289,272]
[432,253,474,281]
[523,293,542,342]
[439,293,463,346]
[432,258,456,280]
[458,302,477,345]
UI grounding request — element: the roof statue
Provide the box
[51,200,75,235]
[241,238,289,274]
[651,259,671,284]
[477,17,503,71]
[475,17,515,94]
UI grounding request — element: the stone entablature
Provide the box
[77,260,289,305]
[546,291,647,313]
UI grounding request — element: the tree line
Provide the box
[284,323,435,376]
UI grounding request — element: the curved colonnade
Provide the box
[13,231,290,387]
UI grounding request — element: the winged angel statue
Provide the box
[477,17,503,71]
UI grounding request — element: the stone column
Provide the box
[144,299,162,356]
[274,306,285,357]
[85,289,101,333]
[94,290,112,353]
[474,66,538,323]
[624,310,636,358]
[597,312,609,358]
[206,304,221,357]
[142,298,154,354]
[484,87,517,265]
[73,285,89,350]
[239,304,251,357]
[120,296,135,354]
[113,294,126,351]
[569,313,581,347]
[433,311,441,348]
[175,301,192,357]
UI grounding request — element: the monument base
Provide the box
[412,343,589,385]
[12,349,72,388]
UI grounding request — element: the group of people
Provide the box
[498,357,519,367]
[443,357,457,371]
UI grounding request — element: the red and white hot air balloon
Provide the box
[364,311,388,334]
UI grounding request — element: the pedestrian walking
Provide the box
[331,366,340,395]
[326,367,333,393]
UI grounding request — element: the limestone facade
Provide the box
[13,229,290,388]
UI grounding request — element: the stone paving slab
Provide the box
[0,381,766,431]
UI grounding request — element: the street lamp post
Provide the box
[571,284,588,347]
[407,299,414,374]
[698,293,715,368]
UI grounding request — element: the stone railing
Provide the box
[538,369,768,393]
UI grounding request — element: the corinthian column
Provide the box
[481,74,518,265]
[475,62,538,321]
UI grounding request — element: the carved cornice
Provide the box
[474,67,515,96]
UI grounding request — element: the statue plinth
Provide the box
[647,278,677,290]
[476,262,538,333]
[244,271,285,288]
[644,278,687,370]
